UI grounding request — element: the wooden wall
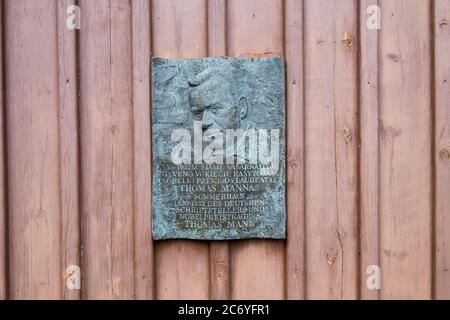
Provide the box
[0,0,449,300]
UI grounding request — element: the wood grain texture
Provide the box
[5,0,62,299]
[207,0,231,300]
[285,0,305,300]
[0,0,6,300]
[359,0,380,300]
[132,0,154,300]
[79,0,135,299]
[152,0,210,300]
[304,0,359,300]
[58,0,81,300]
[379,0,432,299]
[227,0,285,300]
[434,0,450,300]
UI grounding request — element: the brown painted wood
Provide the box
[304,0,359,299]
[285,0,305,300]
[359,0,380,300]
[1,0,448,301]
[5,0,62,299]
[152,0,210,300]
[132,0,154,300]
[79,0,135,299]
[208,0,226,56]
[434,0,450,300]
[58,0,81,300]
[0,0,6,301]
[207,0,231,300]
[209,242,230,300]
[379,0,432,299]
[227,0,285,300]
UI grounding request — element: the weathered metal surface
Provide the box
[152,56,286,240]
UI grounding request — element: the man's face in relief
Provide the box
[189,70,244,132]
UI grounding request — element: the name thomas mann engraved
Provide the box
[152,56,285,240]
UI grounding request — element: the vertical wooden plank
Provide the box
[208,0,226,56]
[207,0,230,300]
[152,0,210,300]
[210,243,230,300]
[0,0,6,301]
[285,0,305,300]
[379,0,432,299]
[79,0,135,299]
[359,0,380,300]
[304,0,359,299]
[132,0,154,300]
[434,0,450,300]
[58,0,81,300]
[5,0,62,299]
[227,0,285,300]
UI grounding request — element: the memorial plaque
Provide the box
[152,56,285,240]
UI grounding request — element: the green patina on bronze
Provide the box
[152,56,285,240]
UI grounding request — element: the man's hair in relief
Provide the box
[188,63,252,103]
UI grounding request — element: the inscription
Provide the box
[159,163,277,231]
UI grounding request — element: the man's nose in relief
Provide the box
[197,103,238,132]
[201,109,214,130]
